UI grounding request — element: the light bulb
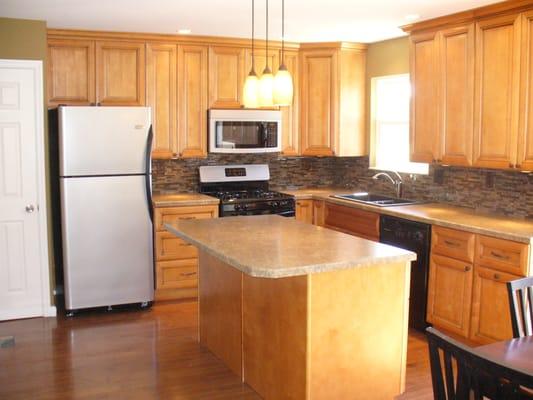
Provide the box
[258,67,274,107]
[273,64,293,106]
[242,71,259,108]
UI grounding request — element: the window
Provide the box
[370,74,428,175]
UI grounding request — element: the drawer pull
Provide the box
[464,266,471,272]
[490,251,510,260]
[180,272,196,277]
[444,240,460,248]
[493,273,501,280]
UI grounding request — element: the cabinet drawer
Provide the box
[155,231,198,261]
[324,203,380,241]
[475,235,529,276]
[432,226,475,263]
[156,260,198,290]
[154,205,218,232]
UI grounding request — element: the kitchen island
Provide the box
[165,215,416,400]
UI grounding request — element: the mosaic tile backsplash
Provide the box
[153,155,533,219]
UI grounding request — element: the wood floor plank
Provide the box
[0,301,433,399]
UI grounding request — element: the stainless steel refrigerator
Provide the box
[58,106,154,312]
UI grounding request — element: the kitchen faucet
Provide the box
[372,171,403,198]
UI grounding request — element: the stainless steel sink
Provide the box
[331,192,420,207]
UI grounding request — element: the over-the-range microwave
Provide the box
[208,109,281,153]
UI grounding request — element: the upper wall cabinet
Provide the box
[410,32,439,164]
[47,39,145,107]
[407,2,533,172]
[47,39,95,106]
[208,46,245,109]
[299,44,367,157]
[279,50,299,156]
[146,43,177,159]
[178,45,208,158]
[96,41,146,106]
[473,14,521,169]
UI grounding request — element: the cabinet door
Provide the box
[426,254,473,337]
[280,51,299,155]
[470,266,517,344]
[47,39,95,106]
[208,46,245,108]
[439,24,475,166]
[473,14,521,169]
[300,49,337,156]
[245,48,279,77]
[518,11,533,171]
[96,41,145,106]
[324,203,379,241]
[146,43,177,159]
[410,32,439,163]
[313,200,325,227]
[178,45,208,158]
[295,200,314,224]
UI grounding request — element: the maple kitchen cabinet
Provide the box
[295,200,314,224]
[427,225,531,344]
[323,202,379,241]
[47,39,145,106]
[153,204,218,300]
[208,46,245,108]
[299,43,367,157]
[47,39,96,106]
[279,50,300,156]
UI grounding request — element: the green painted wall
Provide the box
[365,36,409,150]
[0,18,55,304]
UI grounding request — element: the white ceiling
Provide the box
[1,0,501,43]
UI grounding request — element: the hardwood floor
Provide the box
[0,301,434,399]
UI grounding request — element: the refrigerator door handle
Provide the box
[145,125,154,222]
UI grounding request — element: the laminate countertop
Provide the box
[165,215,416,278]
[152,193,219,208]
[281,188,533,244]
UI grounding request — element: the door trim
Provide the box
[0,59,56,318]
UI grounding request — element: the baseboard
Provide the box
[44,306,57,317]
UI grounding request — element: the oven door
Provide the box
[209,110,281,153]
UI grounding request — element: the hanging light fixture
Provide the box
[243,0,259,108]
[273,0,293,106]
[258,0,274,107]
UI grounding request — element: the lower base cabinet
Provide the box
[153,204,218,300]
[295,199,314,224]
[469,266,517,344]
[324,202,380,241]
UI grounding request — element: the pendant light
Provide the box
[243,0,259,108]
[273,0,293,106]
[258,0,274,107]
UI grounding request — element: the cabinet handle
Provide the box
[490,251,510,260]
[180,272,196,277]
[493,273,501,280]
[464,266,471,272]
[444,240,460,248]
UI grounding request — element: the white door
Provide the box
[0,59,54,320]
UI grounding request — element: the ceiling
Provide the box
[1,0,501,43]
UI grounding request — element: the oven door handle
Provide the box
[278,210,296,217]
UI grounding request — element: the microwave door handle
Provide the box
[260,123,268,146]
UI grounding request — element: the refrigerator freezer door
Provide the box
[59,106,151,176]
[61,175,154,310]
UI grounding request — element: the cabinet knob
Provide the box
[464,266,471,272]
[509,163,515,168]
[493,273,501,280]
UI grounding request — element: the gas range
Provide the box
[199,165,295,217]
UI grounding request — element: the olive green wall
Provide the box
[0,17,55,303]
[365,36,409,151]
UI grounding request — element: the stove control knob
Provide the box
[234,204,242,211]
[271,201,279,208]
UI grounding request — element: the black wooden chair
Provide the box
[507,276,533,338]
[426,327,533,400]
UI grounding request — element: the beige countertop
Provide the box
[281,188,533,244]
[165,215,416,278]
[152,193,219,208]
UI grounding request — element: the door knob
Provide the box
[25,204,35,213]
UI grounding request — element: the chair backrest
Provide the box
[426,327,533,400]
[507,276,533,338]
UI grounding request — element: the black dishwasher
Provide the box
[379,215,431,332]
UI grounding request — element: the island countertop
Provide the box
[165,215,416,278]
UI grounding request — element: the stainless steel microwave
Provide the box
[208,109,282,153]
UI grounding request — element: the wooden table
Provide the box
[476,336,533,376]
